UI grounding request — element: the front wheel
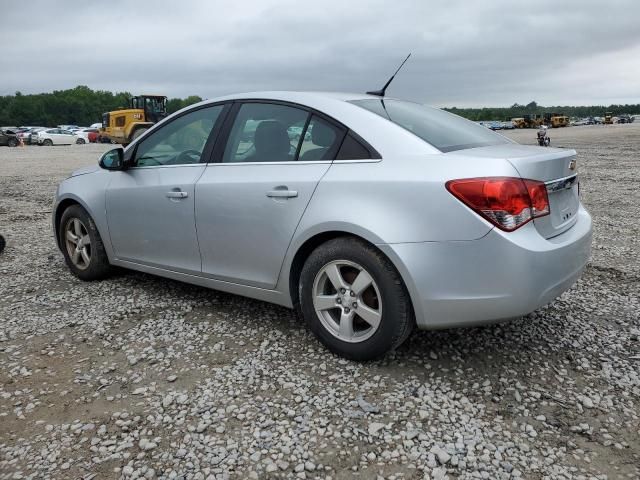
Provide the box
[299,237,414,361]
[43,139,53,146]
[8,138,19,147]
[130,128,148,142]
[59,205,112,281]
[76,138,86,144]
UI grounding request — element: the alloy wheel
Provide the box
[64,218,91,270]
[312,260,382,343]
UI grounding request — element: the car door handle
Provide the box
[266,189,298,198]
[166,190,188,199]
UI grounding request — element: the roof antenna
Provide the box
[366,53,412,97]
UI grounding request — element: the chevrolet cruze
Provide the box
[53,92,592,360]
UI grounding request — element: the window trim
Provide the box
[208,98,381,164]
[127,101,231,169]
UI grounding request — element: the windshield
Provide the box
[350,99,511,152]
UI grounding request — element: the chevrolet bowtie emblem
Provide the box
[569,159,577,170]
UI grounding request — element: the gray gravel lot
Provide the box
[0,126,638,480]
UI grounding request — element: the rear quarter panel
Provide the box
[276,152,521,297]
[296,153,521,244]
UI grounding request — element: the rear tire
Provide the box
[59,205,112,281]
[298,237,414,361]
[8,138,18,147]
[43,139,53,146]
[76,138,86,145]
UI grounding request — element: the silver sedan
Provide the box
[53,92,592,360]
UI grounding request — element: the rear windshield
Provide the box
[350,99,511,152]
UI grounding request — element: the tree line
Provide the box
[1,87,639,126]
[0,86,202,127]
[443,101,640,121]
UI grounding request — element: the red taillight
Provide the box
[446,177,549,231]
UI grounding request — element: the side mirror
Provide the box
[99,148,125,170]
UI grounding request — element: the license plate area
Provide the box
[534,175,579,238]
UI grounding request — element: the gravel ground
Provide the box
[0,125,638,480]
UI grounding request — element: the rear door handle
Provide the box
[166,190,188,199]
[266,189,298,198]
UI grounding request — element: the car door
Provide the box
[105,104,228,273]
[195,102,345,289]
[46,129,59,144]
[60,129,75,144]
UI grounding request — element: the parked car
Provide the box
[90,123,103,129]
[52,91,592,360]
[15,126,46,144]
[35,128,78,146]
[74,128,99,144]
[28,128,48,145]
[57,125,79,131]
[501,121,515,129]
[0,128,20,147]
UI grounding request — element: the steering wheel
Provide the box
[175,149,202,164]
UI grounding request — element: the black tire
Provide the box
[7,138,18,147]
[59,205,112,281]
[298,237,414,361]
[43,139,53,146]
[131,128,148,142]
[76,138,86,145]
[0,234,5,253]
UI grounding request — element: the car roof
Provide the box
[186,91,439,156]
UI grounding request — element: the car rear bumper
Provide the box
[379,204,592,329]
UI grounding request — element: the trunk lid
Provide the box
[452,144,579,238]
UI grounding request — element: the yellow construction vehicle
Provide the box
[511,117,526,128]
[603,112,613,124]
[100,95,167,144]
[517,114,543,128]
[544,112,569,128]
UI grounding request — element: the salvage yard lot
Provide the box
[0,125,638,479]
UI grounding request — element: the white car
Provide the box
[74,128,98,144]
[36,128,79,146]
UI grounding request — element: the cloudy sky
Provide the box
[2,0,639,107]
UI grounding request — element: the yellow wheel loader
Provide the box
[100,95,167,145]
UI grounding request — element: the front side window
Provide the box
[350,99,511,153]
[222,103,308,163]
[134,105,224,167]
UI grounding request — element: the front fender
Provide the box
[53,173,113,260]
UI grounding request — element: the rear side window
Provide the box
[350,99,511,152]
[298,115,344,161]
[222,103,308,163]
[336,133,372,160]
